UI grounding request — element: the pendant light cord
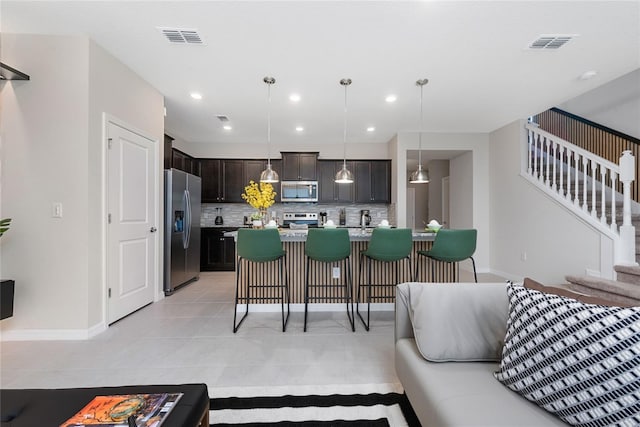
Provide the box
[267,81,272,167]
[343,82,348,165]
[418,82,423,167]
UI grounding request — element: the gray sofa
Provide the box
[394,282,567,426]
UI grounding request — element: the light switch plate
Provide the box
[52,202,63,218]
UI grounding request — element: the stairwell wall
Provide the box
[489,120,609,283]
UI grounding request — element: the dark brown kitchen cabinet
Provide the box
[281,152,317,180]
[221,160,244,202]
[354,160,390,203]
[170,148,200,176]
[200,159,221,202]
[200,159,243,202]
[164,134,173,170]
[244,160,266,183]
[318,160,354,203]
[201,228,237,271]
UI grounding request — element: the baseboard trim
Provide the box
[236,303,395,313]
[0,322,107,341]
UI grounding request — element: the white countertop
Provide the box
[224,228,436,242]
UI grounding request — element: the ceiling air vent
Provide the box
[528,34,576,50]
[216,115,230,122]
[157,27,204,44]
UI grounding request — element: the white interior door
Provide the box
[442,176,450,228]
[107,120,157,324]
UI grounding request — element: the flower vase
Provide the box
[260,208,268,227]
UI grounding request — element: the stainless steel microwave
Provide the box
[280,181,318,202]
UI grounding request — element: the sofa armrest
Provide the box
[395,282,416,341]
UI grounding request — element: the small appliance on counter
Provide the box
[360,209,371,228]
[214,207,223,225]
[283,212,318,228]
[339,208,346,226]
[318,211,328,227]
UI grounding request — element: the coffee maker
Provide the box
[360,209,371,228]
[318,211,328,226]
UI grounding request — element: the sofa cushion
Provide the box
[401,282,509,362]
[395,338,568,426]
[495,284,640,427]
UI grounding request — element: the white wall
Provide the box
[173,140,390,160]
[393,132,490,270]
[0,34,164,339]
[489,120,603,283]
[559,68,640,139]
[449,152,473,229]
[425,160,448,225]
[88,40,165,326]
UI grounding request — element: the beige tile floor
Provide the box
[0,270,504,392]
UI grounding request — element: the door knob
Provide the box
[150,227,157,233]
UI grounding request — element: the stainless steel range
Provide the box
[282,212,318,228]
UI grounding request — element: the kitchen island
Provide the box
[225,228,450,306]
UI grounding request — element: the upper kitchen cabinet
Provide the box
[200,159,243,202]
[318,160,354,203]
[171,148,200,176]
[281,152,318,180]
[164,134,173,170]
[354,160,391,203]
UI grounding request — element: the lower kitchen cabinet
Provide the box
[201,228,237,271]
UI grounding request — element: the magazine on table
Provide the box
[60,392,183,427]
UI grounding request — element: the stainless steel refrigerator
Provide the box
[164,169,201,295]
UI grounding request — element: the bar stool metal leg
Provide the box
[233,257,249,333]
[344,259,355,332]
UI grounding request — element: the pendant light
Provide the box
[260,76,279,183]
[335,78,354,184]
[409,78,430,184]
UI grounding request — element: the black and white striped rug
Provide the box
[208,384,421,427]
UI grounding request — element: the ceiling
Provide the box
[3,1,640,154]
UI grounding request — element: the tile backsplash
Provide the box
[202,203,390,228]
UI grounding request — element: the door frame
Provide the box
[102,113,161,327]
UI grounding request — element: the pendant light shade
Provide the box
[260,76,280,183]
[335,78,354,184]
[409,78,430,184]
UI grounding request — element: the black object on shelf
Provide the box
[1,279,15,320]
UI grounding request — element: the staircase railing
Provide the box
[524,121,636,266]
[534,107,640,203]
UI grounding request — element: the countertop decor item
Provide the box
[259,76,279,183]
[335,78,354,184]
[243,180,275,227]
[409,78,430,184]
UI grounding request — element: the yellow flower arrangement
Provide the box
[241,180,276,211]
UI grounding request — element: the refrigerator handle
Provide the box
[184,189,191,249]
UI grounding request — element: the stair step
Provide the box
[614,265,640,286]
[565,274,640,304]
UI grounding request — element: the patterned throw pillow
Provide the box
[494,284,640,427]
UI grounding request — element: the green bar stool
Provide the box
[304,228,355,332]
[415,229,478,283]
[357,228,413,331]
[233,228,290,333]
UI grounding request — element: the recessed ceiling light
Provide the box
[190,92,203,100]
[385,95,397,103]
[223,125,232,130]
[295,126,304,132]
[579,70,598,80]
[367,127,375,132]
[289,94,301,102]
